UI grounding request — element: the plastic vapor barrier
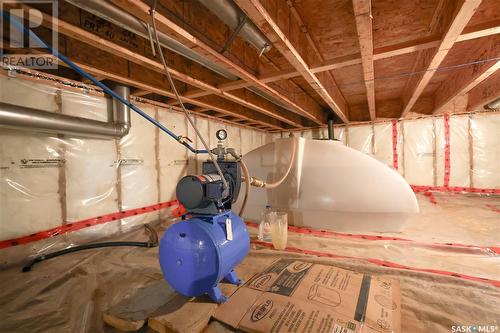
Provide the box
[434,117,445,187]
[373,122,393,168]
[118,106,159,233]
[297,113,499,193]
[334,126,346,144]
[0,72,269,264]
[347,125,373,155]
[471,113,500,188]
[403,118,435,186]
[448,116,470,187]
[158,110,189,220]
[194,116,210,174]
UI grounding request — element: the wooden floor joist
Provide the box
[5,0,498,130]
[430,29,500,114]
[434,56,500,114]
[88,69,284,130]
[352,0,376,120]
[466,70,500,111]
[108,0,328,125]
[132,89,151,97]
[235,0,349,123]
[191,106,210,113]
[181,20,499,105]
[31,8,305,128]
[48,47,287,130]
[400,0,483,117]
[83,75,105,85]
[285,0,351,122]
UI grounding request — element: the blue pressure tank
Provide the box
[159,210,250,303]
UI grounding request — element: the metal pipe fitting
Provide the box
[0,84,131,139]
[64,0,295,113]
[197,0,271,54]
[64,0,239,80]
[485,98,500,110]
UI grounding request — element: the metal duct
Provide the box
[485,98,500,110]
[196,0,271,54]
[64,0,238,80]
[111,84,131,130]
[64,1,292,115]
[0,85,131,139]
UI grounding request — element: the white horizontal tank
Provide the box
[234,137,419,232]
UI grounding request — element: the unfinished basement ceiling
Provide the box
[8,0,499,130]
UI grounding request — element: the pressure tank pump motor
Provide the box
[158,129,250,303]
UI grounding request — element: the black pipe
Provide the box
[22,225,158,272]
[327,117,334,140]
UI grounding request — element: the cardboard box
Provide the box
[214,259,401,333]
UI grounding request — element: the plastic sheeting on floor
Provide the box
[0,194,498,333]
[249,192,500,281]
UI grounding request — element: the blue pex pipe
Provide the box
[2,11,207,154]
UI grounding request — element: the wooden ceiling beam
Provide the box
[194,94,288,129]
[87,66,283,130]
[466,70,500,111]
[44,36,286,130]
[183,20,499,100]
[33,8,304,128]
[400,0,483,117]
[234,0,348,123]
[109,0,326,125]
[132,89,151,97]
[167,85,305,127]
[83,75,105,85]
[192,106,211,113]
[433,36,500,114]
[285,0,351,122]
[164,85,306,127]
[458,19,500,41]
[210,112,227,118]
[352,0,375,120]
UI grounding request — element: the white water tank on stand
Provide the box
[234,138,419,233]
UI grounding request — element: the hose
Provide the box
[149,2,229,195]
[22,224,158,272]
[248,138,297,189]
[2,11,207,154]
[239,159,250,216]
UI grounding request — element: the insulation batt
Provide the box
[0,74,269,264]
[0,72,499,263]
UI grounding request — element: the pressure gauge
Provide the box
[216,129,227,141]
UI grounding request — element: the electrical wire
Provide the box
[119,1,500,97]
[1,66,493,118]
[269,56,500,96]
[2,11,207,154]
[149,1,229,194]
[153,0,255,75]
[238,159,250,216]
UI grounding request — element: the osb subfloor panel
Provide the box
[0,193,498,333]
